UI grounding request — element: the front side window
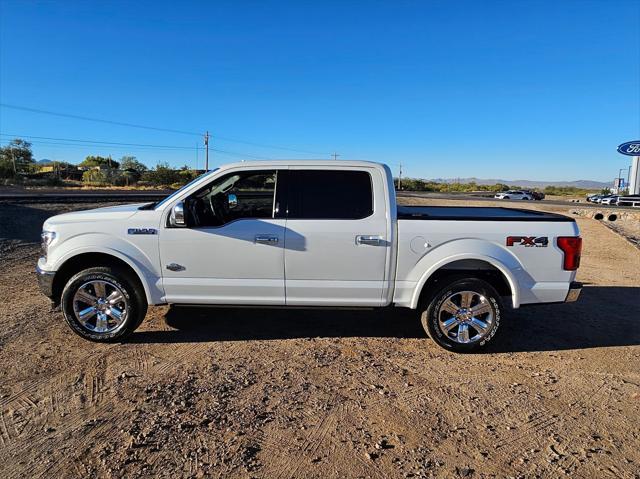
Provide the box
[184,170,277,227]
[153,169,218,210]
[287,170,373,219]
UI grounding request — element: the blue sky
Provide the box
[1,0,638,181]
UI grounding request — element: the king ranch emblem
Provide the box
[506,236,549,247]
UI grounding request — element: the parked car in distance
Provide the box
[36,160,583,352]
[494,190,533,200]
[595,194,616,204]
[586,194,602,203]
[600,196,619,205]
[523,190,545,201]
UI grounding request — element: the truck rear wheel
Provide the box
[421,278,502,352]
[61,266,147,342]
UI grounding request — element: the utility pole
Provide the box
[11,148,17,176]
[204,131,210,171]
[331,152,339,161]
[619,167,627,192]
[398,162,402,191]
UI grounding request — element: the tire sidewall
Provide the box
[61,268,138,342]
[422,279,502,352]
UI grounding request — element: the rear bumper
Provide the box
[36,263,56,299]
[565,281,582,303]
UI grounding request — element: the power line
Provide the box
[0,133,273,159]
[0,102,329,156]
[0,133,199,150]
[212,134,326,155]
[0,103,201,136]
[2,139,193,152]
[209,147,271,160]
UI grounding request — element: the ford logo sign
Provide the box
[617,141,640,156]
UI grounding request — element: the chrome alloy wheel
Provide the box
[72,280,129,334]
[437,290,494,344]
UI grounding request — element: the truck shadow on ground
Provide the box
[128,286,640,353]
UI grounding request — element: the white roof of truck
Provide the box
[217,159,387,170]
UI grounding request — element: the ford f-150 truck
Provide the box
[36,161,583,352]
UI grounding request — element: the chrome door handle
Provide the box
[356,235,383,246]
[255,235,279,244]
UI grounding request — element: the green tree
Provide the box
[120,156,147,174]
[0,138,34,177]
[142,162,181,186]
[121,169,139,186]
[79,155,120,169]
[82,168,124,186]
[119,156,148,185]
[82,169,109,185]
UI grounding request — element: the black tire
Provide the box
[61,266,147,342]
[503,196,510,199]
[420,278,502,353]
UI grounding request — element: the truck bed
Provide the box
[397,205,574,222]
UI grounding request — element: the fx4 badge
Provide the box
[506,236,548,247]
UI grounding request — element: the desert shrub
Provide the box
[142,163,182,186]
[543,186,594,196]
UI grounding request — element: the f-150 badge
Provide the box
[128,228,158,235]
[506,236,548,247]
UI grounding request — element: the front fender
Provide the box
[408,238,530,309]
[46,233,163,304]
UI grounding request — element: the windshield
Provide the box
[151,169,219,210]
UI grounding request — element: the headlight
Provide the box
[41,231,56,259]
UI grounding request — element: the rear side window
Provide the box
[287,170,373,219]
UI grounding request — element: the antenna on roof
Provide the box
[331,152,340,161]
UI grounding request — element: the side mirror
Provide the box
[228,193,238,209]
[170,201,186,227]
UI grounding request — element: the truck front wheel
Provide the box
[61,266,147,342]
[421,278,502,352]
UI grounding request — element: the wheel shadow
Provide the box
[131,306,425,343]
[127,286,640,352]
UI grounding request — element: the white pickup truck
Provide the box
[37,160,583,352]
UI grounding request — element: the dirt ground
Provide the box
[0,199,638,479]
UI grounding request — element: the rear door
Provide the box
[283,168,389,306]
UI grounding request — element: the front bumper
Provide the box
[36,263,56,299]
[565,281,583,303]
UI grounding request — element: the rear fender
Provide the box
[409,238,529,309]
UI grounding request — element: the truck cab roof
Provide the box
[214,159,389,170]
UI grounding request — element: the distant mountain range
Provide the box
[429,177,610,190]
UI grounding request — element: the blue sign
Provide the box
[617,141,640,156]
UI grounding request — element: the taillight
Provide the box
[557,236,582,271]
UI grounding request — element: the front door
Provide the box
[283,168,390,306]
[160,169,286,305]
